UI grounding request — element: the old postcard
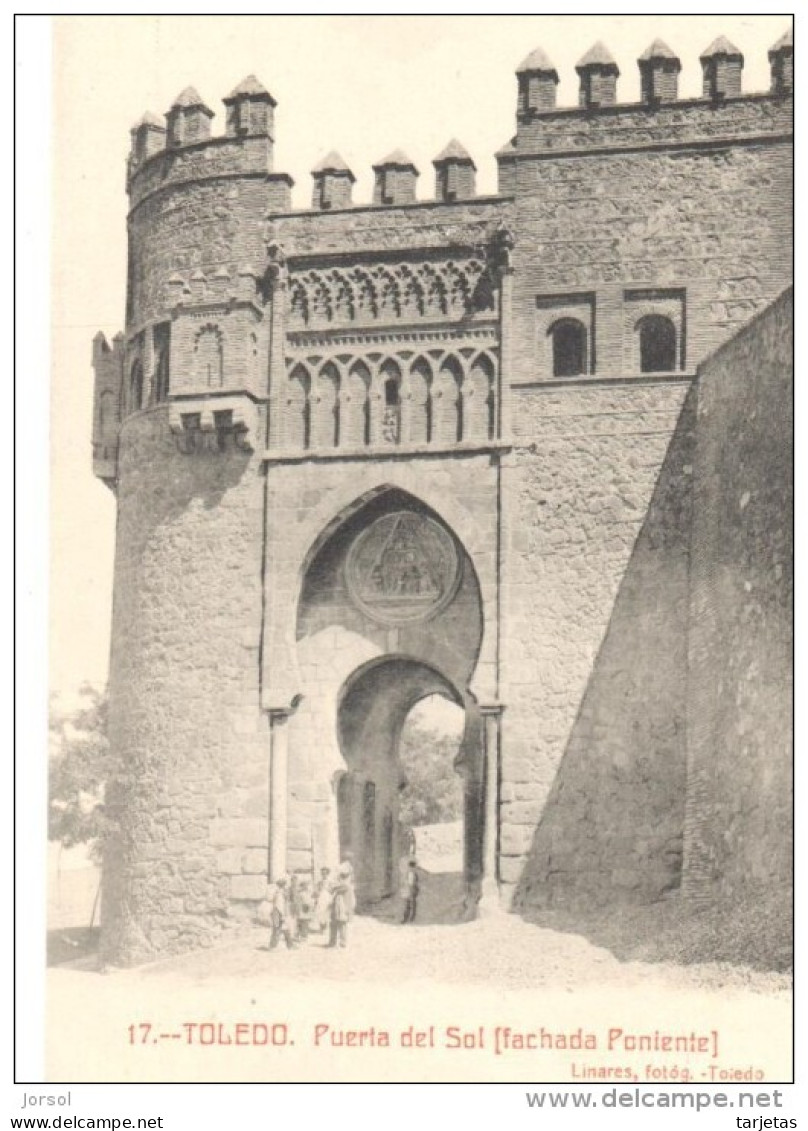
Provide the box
[44,14,793,1085]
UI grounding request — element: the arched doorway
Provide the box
[336,658,479,913]
[292,487,485,916]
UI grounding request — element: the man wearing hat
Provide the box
[269,876,296,950]
[327,862,355,948]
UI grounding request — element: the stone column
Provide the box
[479,704,504,913]
[350,776,364,874]
[268,709,290,879]
[489,225,515,440]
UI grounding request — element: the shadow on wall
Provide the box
[117,409,256,529]
[513,383,698,914]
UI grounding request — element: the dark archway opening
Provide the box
[336,657,482,924]
[550,318,588,377]
[129,361,144,412]
[295,486,485,922]
[638,314,677,373]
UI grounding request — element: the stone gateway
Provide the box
[92,33,793,965]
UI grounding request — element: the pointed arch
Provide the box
[407,356,432,444]
[296,483,483,610]
[368,359,402,446]
[129,359,144,412]
[342,360,371,447]
[312,361,340,448]
[265,473,499,711]
[194,324,224,388]
[286,363,311,449]
[433,354,463,443]
[464,352,496,441]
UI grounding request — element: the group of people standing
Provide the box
[267,861,356,950]
[267,855,422,950]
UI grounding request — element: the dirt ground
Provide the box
[45,831,792,1082]
[47,877,792,1082]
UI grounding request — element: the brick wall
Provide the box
[267,198,511,258]
[127,177,269,330]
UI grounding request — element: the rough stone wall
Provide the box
[101,407,267,964]
[505,101,792,383]
[502,380,695,908]
[683,288,793,909]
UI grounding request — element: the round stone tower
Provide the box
[95,78,295,963]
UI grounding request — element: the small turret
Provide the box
[768,28,793,96]
[311,151,355,210]
[433,140,476,202]
[129,112,166,163]
[638,40,681,105]
[700,37,744,100]
[223,75,277,139]
[373,150,419,206]
[516,47,559,115]
[576,42,620,109]
[92,331,125,487]
[166,86,214,147]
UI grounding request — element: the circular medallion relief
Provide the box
[345,511,461,626]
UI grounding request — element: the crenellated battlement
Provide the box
[126,30,792,216]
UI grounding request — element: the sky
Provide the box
[48,13,791,694]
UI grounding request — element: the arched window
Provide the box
[153,349,169,403]
[342,361,370,447]
[129,360,144,412]
[373,360,402,446]
[383,371,401,444]
[464,353,496,441]
[550,319,588,377]
[638,315,677,373]
[433,356,463,443]
[152,323,171,404]
[408,358,432,444]
[286,364,311,449]
[312,362,340,448]
[194,325,224,388]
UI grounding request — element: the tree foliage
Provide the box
[48,684,115,856]
[398,721,463,826]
